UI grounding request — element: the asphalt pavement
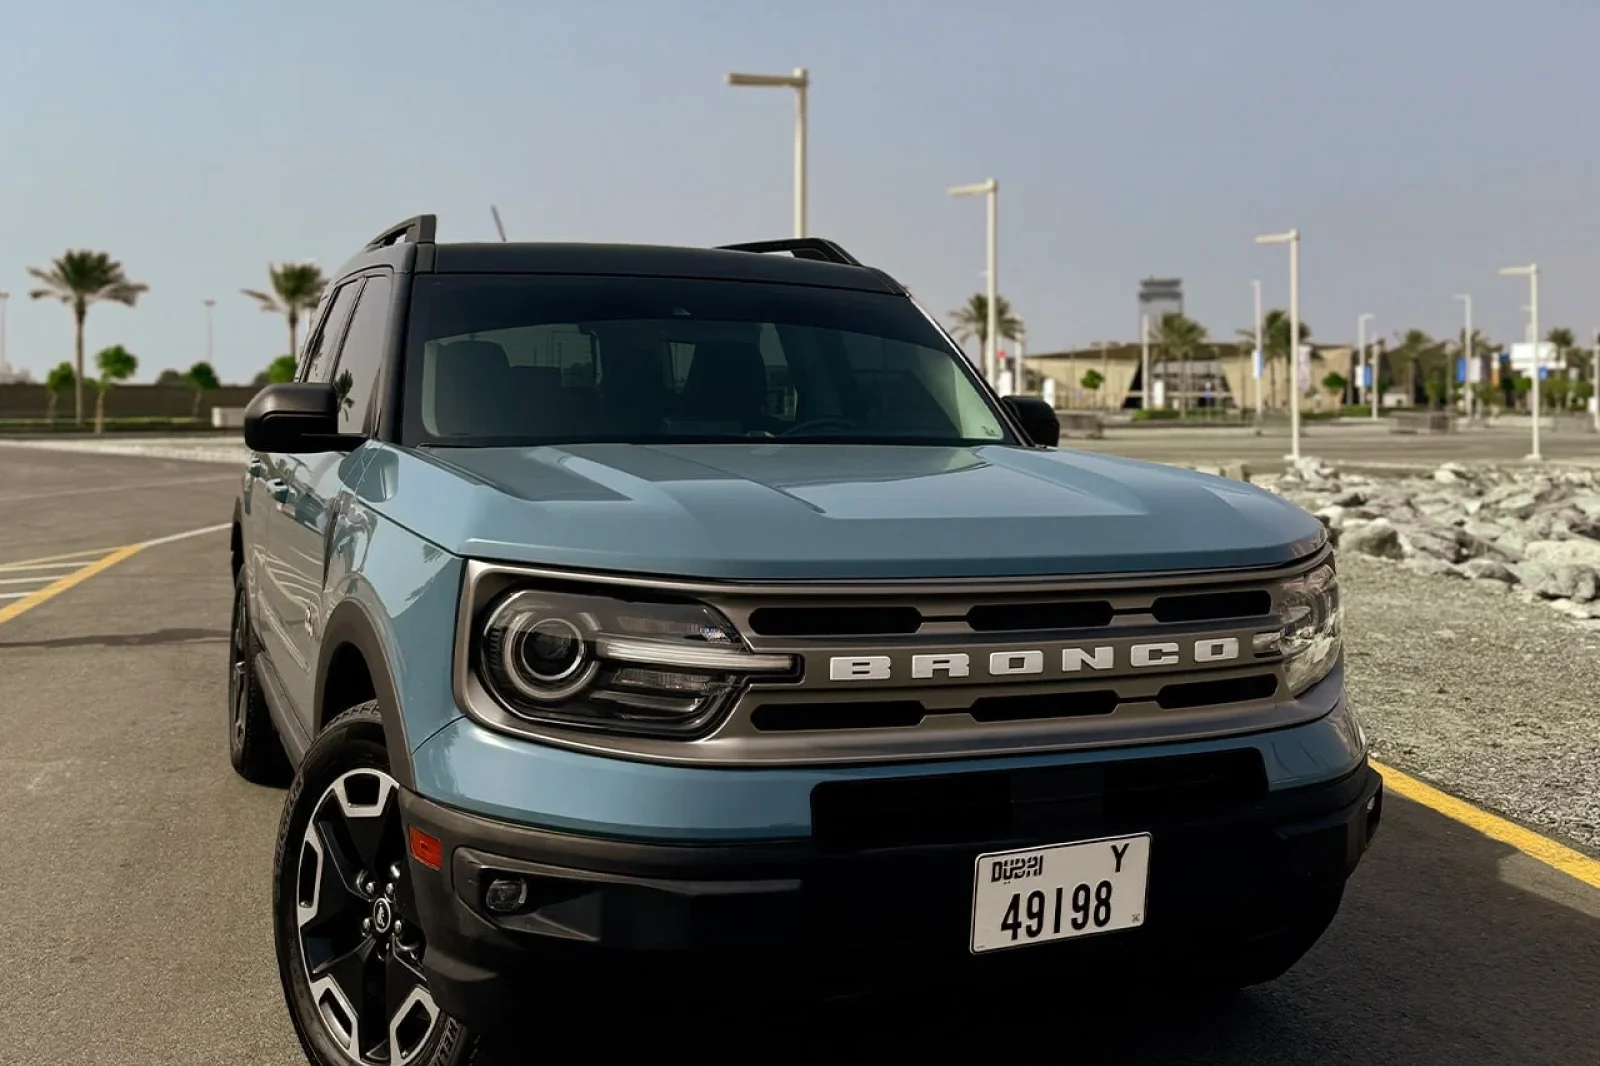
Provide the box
[0,445,1596,1065]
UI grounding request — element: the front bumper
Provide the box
[401,752,1382,1031]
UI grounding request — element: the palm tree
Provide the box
[27,251,149,425]
[242,262,328,363]
[92,345,139,434]
[1258,309,1312,408]
[44,362,74,423]
[1152,312,1207,414]
[947,294,1024,363]
[184,361,220,418]
[1391,329,1449,408]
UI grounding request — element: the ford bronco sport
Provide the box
[230,215,1380,1065]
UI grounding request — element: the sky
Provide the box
[1,0,1596,384]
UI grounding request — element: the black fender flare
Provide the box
[316,598,419,790]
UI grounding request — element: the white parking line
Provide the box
[0,561,97,573]
[140,522,231,549]
[0,575,57,585]
[0,591,31,600]
[0,473,237,505]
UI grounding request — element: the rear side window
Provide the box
[401,275,1011,448]
[328,276,393,434]
[299,281,361,384]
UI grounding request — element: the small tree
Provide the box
[155,368,186,386]
[1080,368,1104,395]
[266,355,297,384]
[1544,374,1572,412]
[93,345,139,434]
[1322,372,1348,399]
[185,361,221,418]
[44,362,74,423]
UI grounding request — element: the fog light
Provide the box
[485,876,529,914]
[1365,795,1377,814]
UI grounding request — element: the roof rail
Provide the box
[715,237,862,267]
[364,214,438,252]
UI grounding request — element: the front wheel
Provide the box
[273,701,481,1066]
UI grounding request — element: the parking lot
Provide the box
[1,444,1597,1065]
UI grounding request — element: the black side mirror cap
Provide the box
[1001,395,1061,447]
[243,383,358,453]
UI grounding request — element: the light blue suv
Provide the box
[230,216,1380,1066]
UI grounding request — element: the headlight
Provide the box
[1254,561,1342,695]
[478,588,794,737]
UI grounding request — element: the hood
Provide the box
[365,442,1324,581]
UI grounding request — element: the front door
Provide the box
[267,273,395,724]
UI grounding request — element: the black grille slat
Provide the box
[747,606,921,637]
[1157,673,1278,710]
[750,702,924,731]
[966,601,1115,632]
[968,690,1118,722]
[811,749,1267,852]
[1150,589,1272,623]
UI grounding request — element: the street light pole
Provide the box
[1141,313,1152,412]
[725,67,810,238]
[1453,294,1472,422]
[203,299,216,366]
[949,179,1000,387]
[0,291,9,380]
[1499,263,1541,460]
[1252,280,1263,420]
[1256,229,1302,461]
[1357,313,1373,410]
[1593,328,1600,433]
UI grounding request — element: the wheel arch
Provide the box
[316,598,419,790]
[230,502,243,581]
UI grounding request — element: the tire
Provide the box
[274,701,486,1066]
[228,569,291,786]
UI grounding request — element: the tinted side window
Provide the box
[329,275,393,433]
[300,281,361,384]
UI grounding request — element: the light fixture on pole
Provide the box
[1498,263,1541,460]
[949,178,1000,387]
[1255,229,1302,461]
[1453,294,1473,422]
[724,67,810,238]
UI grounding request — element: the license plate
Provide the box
[970,833,1151,954]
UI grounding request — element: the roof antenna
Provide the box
[490,205,507,242]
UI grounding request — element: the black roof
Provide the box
[334,216,902,294]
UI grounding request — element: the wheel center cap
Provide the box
[372,897,393,935]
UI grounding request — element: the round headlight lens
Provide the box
[490,605,599,703]
[518,617,586,683]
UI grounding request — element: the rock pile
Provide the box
[1254,457,1600,624]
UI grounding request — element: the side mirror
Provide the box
[243,383,351,453]
[1001,395,1061,447]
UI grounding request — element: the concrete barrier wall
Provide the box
[0,384,263,420]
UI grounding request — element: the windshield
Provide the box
[399,274,1013,448]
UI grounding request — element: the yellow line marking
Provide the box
[0,545,144,626]
[1373,760,1600,890]
[0,546,125,571]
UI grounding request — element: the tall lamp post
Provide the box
[949,178,1000,387]
[1255,229,1302,461]
[0,291,9,380]
[1141,313,1152,412]
[1593,328,1600,433]
[203,299,216,366]
[1357,312,1373,410]
[1453,294,1473,422]
[1498,263,1541,460]
[1251,280,1264,420]
[724,68,810,238]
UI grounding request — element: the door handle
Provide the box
[247,456,265,477]
[264,478,290,502]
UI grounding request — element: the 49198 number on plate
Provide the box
[970,833,1151,954]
